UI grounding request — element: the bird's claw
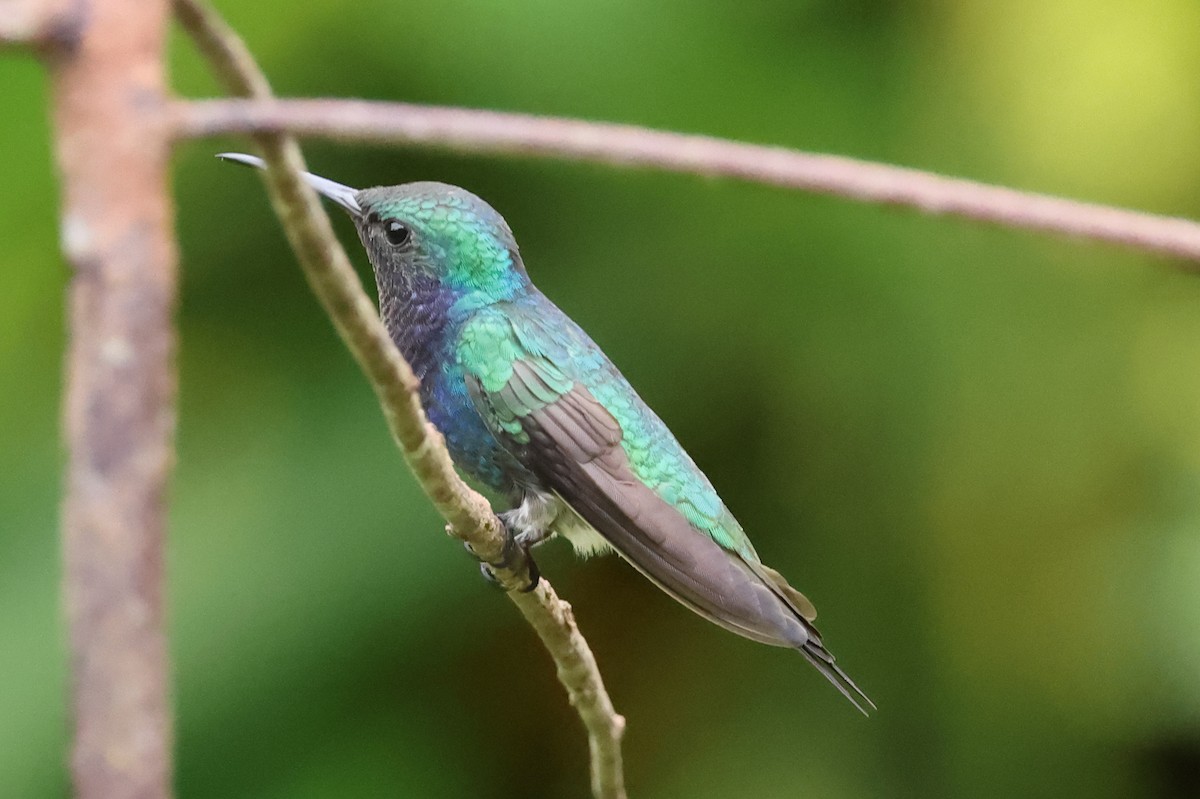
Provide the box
[517,549,541,592]
[465,527,541,593]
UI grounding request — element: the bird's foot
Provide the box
[478,553,541,593]
[463,518,541,593]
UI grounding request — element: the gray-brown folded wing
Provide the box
[470,359,873,713]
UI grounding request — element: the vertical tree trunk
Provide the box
[49,0,177,796]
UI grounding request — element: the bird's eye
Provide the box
[384,220,411,246]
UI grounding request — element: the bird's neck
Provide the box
[376,269,529,385]
[377,270,459,384]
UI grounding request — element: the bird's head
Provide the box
[220,153,530,307]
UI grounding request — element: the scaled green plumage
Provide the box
[459,304,760,561]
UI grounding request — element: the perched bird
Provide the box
[221,153,873,713]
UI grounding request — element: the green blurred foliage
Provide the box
[4,1,1200,796]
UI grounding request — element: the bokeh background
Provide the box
[4,1,1200,797]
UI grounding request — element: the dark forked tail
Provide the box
[798,632,875,715]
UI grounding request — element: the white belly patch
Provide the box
[552,501,612,558]
[511,490,612,558]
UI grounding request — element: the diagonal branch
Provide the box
[171,1,626,797]
[173,97,1200,265]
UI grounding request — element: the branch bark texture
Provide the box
[48,0,177,797]
[172,2,626,796]
[175,97,1200,264]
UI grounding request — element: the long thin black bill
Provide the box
[217,152,362,216]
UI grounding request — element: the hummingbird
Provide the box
[220,153,873,713]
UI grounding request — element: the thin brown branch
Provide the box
[510,590,626,796]
[48,0,176,797]
[174,97,1200,264]
[172,2,626,796]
